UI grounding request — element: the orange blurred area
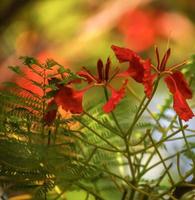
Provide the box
[0,0,194,88]
[118,8,195,52]
[0,0,195,76]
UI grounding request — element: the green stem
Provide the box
[67,147,98,183]
[124,137,136,183]
[71,130,124,153]
[123,79,160,198]
[157,168,194,199]
[129,189,136,200]
[85,192,90,200]
[137,149,156,179]
[87,163,152,198]
[103,164,123,192]
[155,163,173,187]
[138,125,177,179]
[165,115,177,133]
[121,189,128,200]
[126,78,160,140]
[129,129,149,146]
[53,190,66,200]
[127,85,165,134]
[148,130,175,186]
[104,87,124,135]
[126,95,146,139]
[176,153,184,179]
[131,125,187,155]
[179,118,195,176]
[142,147,194,177]
[53,115,60,144]
[83,111,123,138]
[76,183,105,200]
[73,116,120,151]
[167,133,195,141]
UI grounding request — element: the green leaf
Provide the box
[3,81,18,88]
[45,83,58,90]
[45,90,58,99]
[30,79,43,89]
[8,66,24,76]
[20,56,39,65]
[46,59,57,69]
[58,66,71,74]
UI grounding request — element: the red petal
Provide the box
[54,86,83,114]
[143,59,155,98]
[171,71,192,99]
[164,75,194,121]
[112,46,144,81]
[111,45,136,62]
[44,100,57,125]
[112,45,153,85]
[113,45,154,98]
[173,91,194,121]
[103,80,128,113]
[125,55,145,82]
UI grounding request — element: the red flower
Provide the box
[44,100,58,125]
[54,85,83,114]
[112,45,194,121]
[164,72,193,121]
[118,9,157,52]
[44,79,83,125]
[111,45,155,98]
[103,80,128,112]
[78,58,128,113]
[155,48,194,121]
[117,9,193,52]
[78,58,111,84]
[44,58,128,122]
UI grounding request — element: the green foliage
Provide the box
[186,54,195,91]
[0,57,194,200]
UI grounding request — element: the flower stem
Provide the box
[132,125,187,155]
[148,130,175,186]
[126,78,160,141]
[179,118,195,176]
[83,111,123,138]
[127,85,165,134]
[73,116,120,151]
[103,87,124,135]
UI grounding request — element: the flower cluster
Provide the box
[112,45,194,121]
[44,45,194,124]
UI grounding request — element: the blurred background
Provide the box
[1,0,195,122]
[1,0,195,81]
[0,0,195,199]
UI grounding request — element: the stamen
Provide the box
[105,57,111,82]
[155,46,160,70]
[160,70,173,76]
[82,66,98,82]
[79,82,94,93]
[97,59,104,81]
[107,67,120,83]
[160,48,171,71]
[168,60,188,71]
[151,64,159,73]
